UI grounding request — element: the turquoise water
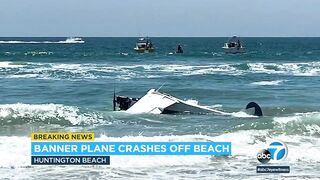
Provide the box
[0,37,320,179]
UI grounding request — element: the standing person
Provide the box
[176,44,183,53]
[237,39,241,50]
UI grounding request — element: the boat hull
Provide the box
[222,47,245,54]
[134,48,155,53]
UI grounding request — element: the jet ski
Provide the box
[113,89,263,116]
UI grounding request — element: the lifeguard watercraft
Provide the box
[222,35,245,53]
[134,37,155,53]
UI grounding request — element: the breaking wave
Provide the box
[232,111,320,137]
[273,112,320,136]
[0,61,320,79]
[1,61,320,80]
[0,102,319,137]
[0,61,25,68]
[0,103,103,126]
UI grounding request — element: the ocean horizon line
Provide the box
[0,36,319,38]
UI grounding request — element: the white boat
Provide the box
[113,89,262,116]
[134,37,155,53]
[222,36,245,53]
[65,37,85,43]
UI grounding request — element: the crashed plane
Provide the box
[113,89,263,117]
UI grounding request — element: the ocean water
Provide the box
[0,37,320,179]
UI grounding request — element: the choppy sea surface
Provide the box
[0,37,319,179]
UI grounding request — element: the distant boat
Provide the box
[65,37,85,43]
[134,37,155,53]
[222,36,245,53]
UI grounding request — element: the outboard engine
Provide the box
[115,96,139,111]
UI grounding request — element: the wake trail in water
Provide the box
[0,40,84,44]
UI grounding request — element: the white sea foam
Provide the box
[0,40,38,44]
[185,99,199,105]
[248,62,320,76]
[51,63,82,71]
[230,111,258,118]
[0,62,24,68]
[2,61,320,80]
[24,51,54,56]
[273,112,320,136]
[274,112,320,124]
[206,104,223,109]
[8,74,39,78]
[251,80,285,86]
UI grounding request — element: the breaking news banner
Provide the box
[30,132,232,165]
[32,132,95,141]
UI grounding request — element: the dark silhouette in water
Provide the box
[176,44,183,53]
[237,39,241,50]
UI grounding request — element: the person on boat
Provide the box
[176,44,183,53]
[237,40,241,50]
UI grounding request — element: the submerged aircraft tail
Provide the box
[245,102,263,117]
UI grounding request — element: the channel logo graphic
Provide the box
[257,140,288,164]
[257,149,271,164]
[267,141,288,162]
[256,140,290,173]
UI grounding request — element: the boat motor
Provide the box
[114,96,139,111]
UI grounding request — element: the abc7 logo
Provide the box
[257,141,288,164]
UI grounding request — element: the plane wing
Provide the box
[126,89,177,114]
[126,89,228,115]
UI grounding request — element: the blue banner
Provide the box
[31,142,231,156]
